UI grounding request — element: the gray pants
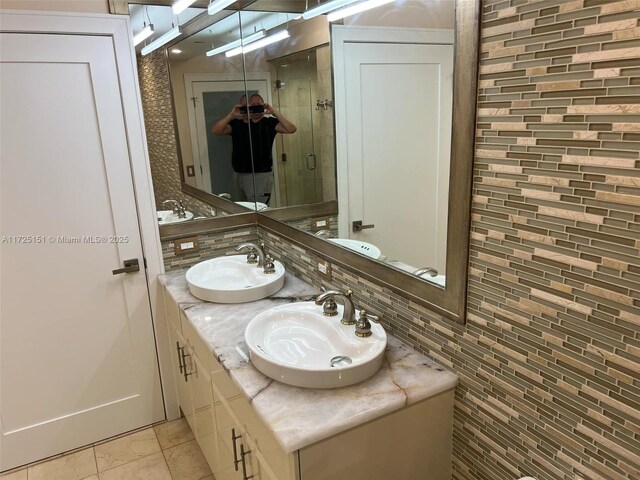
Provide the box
[235,172,274,205]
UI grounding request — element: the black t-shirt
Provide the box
[229,117,279,173]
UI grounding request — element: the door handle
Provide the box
[352,220,375,233]
[112,258,140,275]
[306,153,316,170]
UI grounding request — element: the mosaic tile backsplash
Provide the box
[159,1,640,479]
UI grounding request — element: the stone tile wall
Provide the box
[264,2,640,478]
[161,226,258,271]
[137,51,218,217]
[158,1,640,479]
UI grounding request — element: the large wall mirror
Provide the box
[115,0,479,322]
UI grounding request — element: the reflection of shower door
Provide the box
[273,52,322,207]
[186,75,270,198]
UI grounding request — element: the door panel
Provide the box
[340,42,453,270]
[0,33,163,470]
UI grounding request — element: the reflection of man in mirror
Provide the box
[212,94,297,204]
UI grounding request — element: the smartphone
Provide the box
[249,105,265,114]
[239,105,248,114]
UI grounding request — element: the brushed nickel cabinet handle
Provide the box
[180,349,192,382]
[240,443,254,480]
[176,342,184,373]
[232,428,241,471]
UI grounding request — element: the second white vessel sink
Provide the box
[157,210,193,225]
[245,302,387,388]
[186,255,285,303]
[328,238,381,259]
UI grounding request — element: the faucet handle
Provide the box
[355,308,381,338]
[262,254,276,274]
[361,308,380,324]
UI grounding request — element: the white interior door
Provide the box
[334,29,453,270]
[0,32,164,471]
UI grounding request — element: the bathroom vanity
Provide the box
[160,269,457,480]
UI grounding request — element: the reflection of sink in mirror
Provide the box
[235,201,268,211]
[186,255,285,303]
[245,302,386,389]
[386,260,446,287]
[156,210,194,225]
[327,238,381,259]
[420,274,446,287]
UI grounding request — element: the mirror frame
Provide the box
[116,0,480,323]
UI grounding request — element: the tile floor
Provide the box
[0,418,213,480]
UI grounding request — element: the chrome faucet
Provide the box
[315,229,332,238]
[235,242,265,267]
[315,289,355,325]
[218,193,231,199]
[413,266,438,277]
[162,199,187,218]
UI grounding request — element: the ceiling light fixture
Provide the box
[208,0,237,16]
[225,30,290,57]
[302,0,360,20]
[141,25,181,56]
[133,24,154,46]
[206,29,266,57]
[327,0,394,22]
[172,0,197,15]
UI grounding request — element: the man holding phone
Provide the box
[212,94,297,204]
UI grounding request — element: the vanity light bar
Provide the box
[133,24,154,46]
[141,26,181,56]
[172,0,197,15]
[208,0,237,16]
[206,30,266,57]
[327,0,394,22]
[302,0,360,20]
[225,30,290,57]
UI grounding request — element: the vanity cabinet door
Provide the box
[190,350,220,473]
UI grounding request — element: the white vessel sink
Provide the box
[186,255,285,303]
[245,302,387,388]
[235,201,268,211]
[421,274,446,287]
[328,238,381,259]
[157,210,193,225]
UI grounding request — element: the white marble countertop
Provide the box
[159,269,458,453]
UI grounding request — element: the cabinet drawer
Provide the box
[180,311,212,371]
[213,400,239,472]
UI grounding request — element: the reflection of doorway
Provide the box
[333,27,453,270]
[201,89,257,199]
[185,74,271,199]
[271,50,324,207]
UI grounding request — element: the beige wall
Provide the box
[1,0,109,13]
[345,0,454,29]
[169,54,252,185]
